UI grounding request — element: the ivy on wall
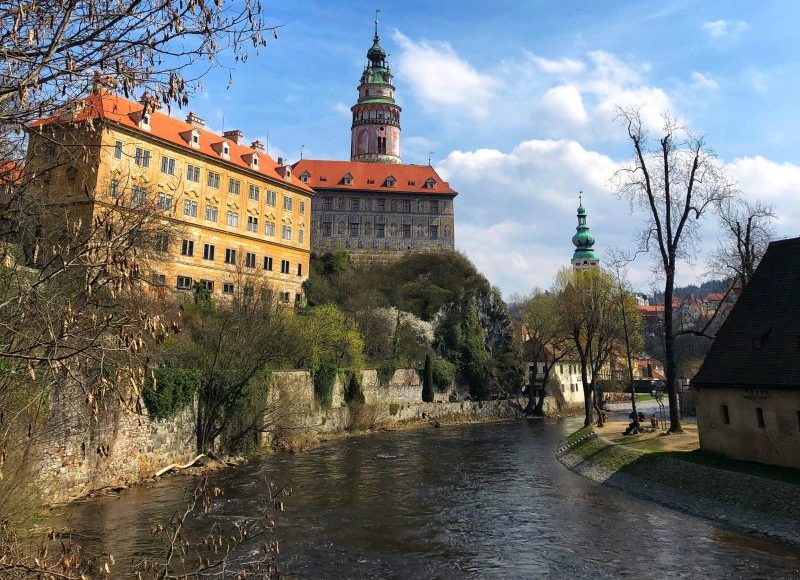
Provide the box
[143,368,200,420]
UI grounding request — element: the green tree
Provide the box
[422,354,434,402]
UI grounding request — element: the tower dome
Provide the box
[571,197,599,270]
[350,14,402,164]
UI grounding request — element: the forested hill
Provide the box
[650,279,731,303]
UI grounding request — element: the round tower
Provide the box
[350,17,401,164]
[571,197,600,270]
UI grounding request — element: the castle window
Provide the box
[131,186,147,205]
[283,195,293,211]
[109,179,119,198]
[245,252,256,269]
[298,263,303,276]
[323,198,333,211]
[249,184,260,201]
[114,140,123,159]
[350,223,358,237]
[226,211,239,227]
[229,178,241,195]
[282,226,292,241]
[247,216,258,232]
[429,225,439,239]
[207,170,221,189]
[756,407,765,429]
[134,147,151,168]
[299,230,305,244]
[263,256,273,271]
[191,130,200,147]
[301,171,310,183]
[402,224,411,238]
[300,200,305,215]
[154,234,169,252]
[430,200,439,214]
[160,156,176,176]
[140,113,151,130]
[176,275,192,290]
[402,200,411,213]
[385,176,396,187]
[351,198,359,211]
[225,248,237,265]
[720,404,730,425]
[157,192,173,211]
[281,260,290,274]
[221,142,230,158]
[376,223,385,238]
[266,190,277,206]
[265,221,275,236]
[203,244,215,260]
[180,239,194,256]
[199,279,214,292]
[223,282,234,294]
[205,205,218,222]
[322,222,332,236]
[343,173,353,185]
[187,164,200,183]
[425,178,436,189]
[377,136,387,154]
[251,154,259,169]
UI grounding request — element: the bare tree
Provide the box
[714,198,775,288]
[614,108,733,433]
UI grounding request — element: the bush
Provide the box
[431,356,456,393]
[143,368,200,420]
[313,364,338,409]
[376,360,396,386]
[344,371,366,405]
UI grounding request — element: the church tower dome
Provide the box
[571,196,600,270]
[350,13,402,164]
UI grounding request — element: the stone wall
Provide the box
[38,383,197,504]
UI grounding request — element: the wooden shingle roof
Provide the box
[693,237,800,389]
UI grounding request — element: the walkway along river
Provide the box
[59,418,800,578]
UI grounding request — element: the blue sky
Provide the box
[187,1,800,296]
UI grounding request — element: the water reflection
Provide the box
[60,419,800,578]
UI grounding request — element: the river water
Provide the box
[60,418,800,578]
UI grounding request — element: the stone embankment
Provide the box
[558,427,800,549]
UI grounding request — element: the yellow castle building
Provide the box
[26,90,313,303]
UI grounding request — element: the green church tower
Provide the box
[571,196,599,270]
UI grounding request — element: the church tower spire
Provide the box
[350,13,402,164]
[571,195,600,270]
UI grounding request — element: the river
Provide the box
[60,418,800,578]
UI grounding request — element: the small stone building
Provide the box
[692,237,800,468]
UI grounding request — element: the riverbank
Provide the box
[557,424,800,549]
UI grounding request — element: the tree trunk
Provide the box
[581,361,593,427]
[663,268,682,433]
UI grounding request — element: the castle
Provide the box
[294,19,458,263]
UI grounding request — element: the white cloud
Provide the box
[333,102,351,116]
[526,53,585,75]
[726,156,800,233]
[690,72,719,91]
[541,85,588,126]
[392,31,500,118]
[703,19,748,40]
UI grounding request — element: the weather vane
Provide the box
[579,190,583,205]
[375,8,381,35]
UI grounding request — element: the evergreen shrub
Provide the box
[143,368,200,420]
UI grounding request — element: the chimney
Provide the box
[223,129,243,145]
[185,111,205,128]
[251,139,265,151]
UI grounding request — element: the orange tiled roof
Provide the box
[292,159,457,196]
[638,304,664,313]
[30,91,314,194]
[705,292,726,302]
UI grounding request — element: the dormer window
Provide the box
[221,142,230,159]
[342,173,353,185]
[191,130,200,148]
[139,113,151,131]
[425,178,436,189]
[385,176,396,187]
[251,154,259,170]
[301,171,310,183]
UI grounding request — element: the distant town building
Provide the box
[295,19,457,263]
[693,237,800,468]
[27,90,313,303]
[571,198,599,270]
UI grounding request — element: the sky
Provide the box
[186,0,800,297]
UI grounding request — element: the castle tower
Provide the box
[350,15,402,164]
[571,197,600,270]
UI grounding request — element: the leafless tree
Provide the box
[614,108,733,433]
[714,198,775,288]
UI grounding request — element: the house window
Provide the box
[720,404,730,425]
[402,224,411,238]
[131,186,147,205]
[152,273,166,286]
[297,263,303,276]
[350,223,359,237]
[299,230,305,244]
[350,198,359,211]
[157,192,173,211]
[203,243,215,261]
[184,200,198,217]
[323,198,333,211]
[248,184,260,201]
[377,136,387,154]
[282,226,292,241]
[109,179,119,198]
[386,177,396,187]
[205,205,218,222]
[283,195,293,211]
[425,178,436,189]
[322,222,332,236]
[281,291,291,304]
[224,248,236,264]
[154,234,169,252]
[301,172,310,183]
[191,132,200,147]
[343,174,353,185]
[245,252,256,269]
[376,223,385,238]
[266,190,277,206]
[281,259,290,274]
[247,216,258,232]
[756,407,765,429]
[226,211,239,227]
[377,199,385,212]
[176,276,193,290]
[187,165,200,183]
[263,256,273,271]
[243,285,254,298]
[229,178,241,195]
[160,156,176,176]
[114,140,123,159]
[134,147,151,168]
[180,239,194,256]
[199,279,214,292]
[221,142,230,157]
[402,200,411,213]
[223,282,234,294]
[207,171,221,189]
[265,221,276,237]
[429,225,439,239]
[429,200,439,214]
[300,200,305,214]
